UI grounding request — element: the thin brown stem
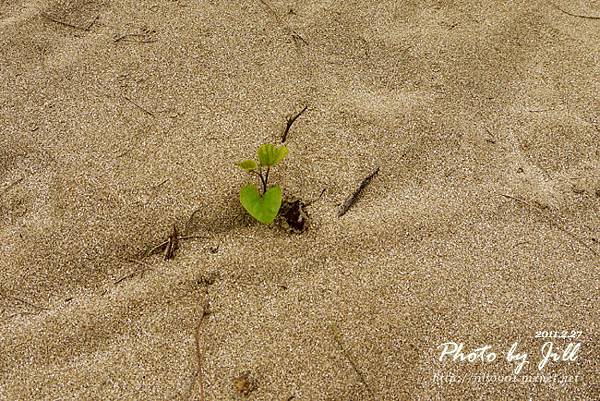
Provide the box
[553,4,600,20]
[264,167,270,192]
[257,168,267,195]
[250,170,267,195]
[338,167,380,217]
[122,95,155,118]
[281,105,308,143]
[42,13,89,31]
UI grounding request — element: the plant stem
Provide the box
[257,167,267,195]
[263,167,270,193]
[260,175,267,195]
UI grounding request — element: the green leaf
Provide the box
[274,145,288,165]
[257,144,288,167]
[239,184,282,224]
[236,159,258,172]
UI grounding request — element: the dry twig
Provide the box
[114,33,157,43]
[338,167,380,217]
[281,105,308,143]
[85,15,99,31]
[330,324,375,399]
[305,188,326,207]
[144,208,207,260]
[151,178,169,190]
[164,224,179,260]
[145,235,206,258]
[0,291,48,311]
[554,4,600,20]
[122,95,155,118]
[1,177,24,195]
[114,258,153,285]
[258,0,308,51]
[500,194,598,257]
[42,13,97,31]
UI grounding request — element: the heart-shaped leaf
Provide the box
[257,144,288,167]
[240,184,282,224]
[236,159,258,172]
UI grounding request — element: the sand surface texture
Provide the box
[1,0,599,400]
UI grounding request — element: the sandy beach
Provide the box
[1,0,598,399]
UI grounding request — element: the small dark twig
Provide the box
[146,239,170,257]
[338,167,380,217]
[255,168,268,195]
[264,167,270,193]
[114,270,140,285]
[10,297,48,310]
[84,14,99,31]
[500,194,598,257]
[114,33,157,43]
[42,13,84,30]
[331,324,375,399]
[1,177,24,195]
[151,178,169,190]
[484,128,496,144]
[41,13,94,31]
[164,224,179,260]
[114,259,153,284]
[281,105,308,143]
[291,32,308,46]
[305,188,326,207]
[528,107,565,113]
[145,206,208,259]
[554,4,600,20]
[114,33,141,42]
[122,95,155,118]
[0,291,48,311]
[145,235,206,257]
[258,0,308,52]
[186,283,212,401]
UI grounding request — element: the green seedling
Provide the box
[236,143,288,224]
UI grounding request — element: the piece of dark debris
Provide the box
[196,271,219,287]
[233,371,257,397]
[278,197,309,233]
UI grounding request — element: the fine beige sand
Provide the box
[1,0,599,400]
